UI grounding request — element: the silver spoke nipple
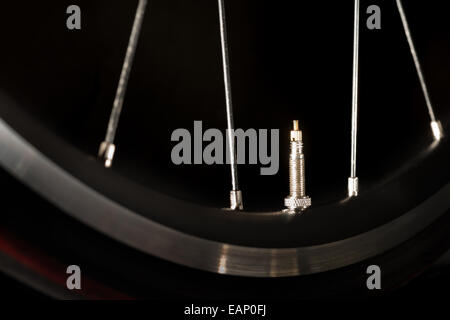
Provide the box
[230,190,243,211]
[284,121,311,214]
[348,177,359,198]
[98,141,116,168]
[431,120,444,141]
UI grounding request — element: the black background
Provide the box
[0,0,449,210]
[0,0,450,300]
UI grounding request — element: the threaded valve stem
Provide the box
[284,121,311,213]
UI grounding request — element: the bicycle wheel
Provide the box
[0,0,449,299]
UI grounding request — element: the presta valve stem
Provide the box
[284,121,311,214]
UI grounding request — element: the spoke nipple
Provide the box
[98,141,116,168]
[431,120,444,141]
[230,190,243,211]
[348,177,359,198]
[284,121,311,214]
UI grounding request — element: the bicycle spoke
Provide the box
[396,0,444,141]
[348,0,360,198]
[218,0,243,210]
[99,0,148,167]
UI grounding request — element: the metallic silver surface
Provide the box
[349,0,360,197]
[101,0,148,164]
[348,177,359,198]
[98,141,116,168]
[396,0,444,141]
[0,118,449,278]
[284,121,311,213]
[431,121,444,142]
[230,190,243,211]
[218,0,242,209]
